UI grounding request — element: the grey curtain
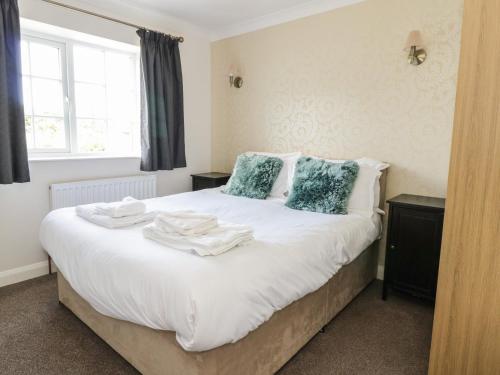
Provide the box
[0,0,29,184]
[137,29,186,172]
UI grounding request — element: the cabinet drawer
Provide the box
[193,178,216,191]
[192,176,230,191]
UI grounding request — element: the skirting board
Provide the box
[377,265,384,280]
[0,261,49,288]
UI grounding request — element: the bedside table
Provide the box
[382,194,445,302]
[191,172,231,191]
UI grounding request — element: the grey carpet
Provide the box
[0,275,433,375]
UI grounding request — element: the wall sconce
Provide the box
[228,64,243,88]
[404,30,427,66]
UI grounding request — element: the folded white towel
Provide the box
[76,204,156,229]
[143,221,253,256]
[154,210,218,236]
[94,196,146,218]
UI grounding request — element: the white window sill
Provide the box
[29,155,141,163]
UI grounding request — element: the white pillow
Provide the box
[356,157,389,215]
[245,151,301,198]
[307,156,389,217]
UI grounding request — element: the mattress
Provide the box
[40,188,381,352]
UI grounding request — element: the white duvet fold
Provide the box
[143,221,253,256]
[94,196,146,218]
[76,204,156,228]
[154,210,218,236]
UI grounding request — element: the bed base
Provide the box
[58,243,378,375]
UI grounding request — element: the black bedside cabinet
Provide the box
[382,194,445,302]
[191,172,231,191]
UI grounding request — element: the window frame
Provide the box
[21,29,140,159]
[21,34,71,154]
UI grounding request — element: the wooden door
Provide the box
[428,0,500,373]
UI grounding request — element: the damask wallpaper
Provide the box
[211,0,463,270]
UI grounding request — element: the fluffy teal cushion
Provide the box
[223,154,284,199]
[285,157,359,214]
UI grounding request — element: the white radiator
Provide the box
[50,175,157,210]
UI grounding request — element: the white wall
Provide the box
[0,0,212,284]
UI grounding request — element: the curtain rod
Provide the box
[39,0,184,42]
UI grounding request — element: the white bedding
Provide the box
[40,188,381,352]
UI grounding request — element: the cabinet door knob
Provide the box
[390,244,396,250]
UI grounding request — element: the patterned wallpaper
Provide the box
[211,0,463,266]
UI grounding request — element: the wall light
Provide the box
[404,30,427,66]
[228,64,243,88]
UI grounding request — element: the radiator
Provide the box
[50,175,157,210]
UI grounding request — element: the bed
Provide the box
[41,169,387,375]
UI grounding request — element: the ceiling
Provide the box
[116,0,363,39]
[126,0,308,29]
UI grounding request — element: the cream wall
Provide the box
[0,0,211,284]
[212,0,463,271]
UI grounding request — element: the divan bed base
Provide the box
[57,243,378,375]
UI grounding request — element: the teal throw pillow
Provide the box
[223,154,284,199]
[285,157,359,214]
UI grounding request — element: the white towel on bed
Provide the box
[76,204,156,229]
[154,210,218,236]
[94,196,146,218]
[143,221,253,256]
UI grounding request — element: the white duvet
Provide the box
[39,188,381,352]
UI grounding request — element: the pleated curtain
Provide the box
[136,29,186,172]
[0,0,30,184]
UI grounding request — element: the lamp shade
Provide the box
[404,30,424,51]
[228,64,237,76]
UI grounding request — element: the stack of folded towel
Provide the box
[76,196,156,229]
[143,210,253,256]
[155,211,218,235]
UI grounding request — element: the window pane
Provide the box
[22,77,32,114]
[31,78,64,116]
[74,45,105,84]
[107,120,135,154]
[75,83,106,118]
[105,52,135,89]
[77,119,106,152]
[34,117,66,149]
[21,40,30,75]
[107,87,137,120]
[29,42,62,79]
[25,116,34,149]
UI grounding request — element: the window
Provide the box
[21,31,140,157]
[21,37,67,152]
